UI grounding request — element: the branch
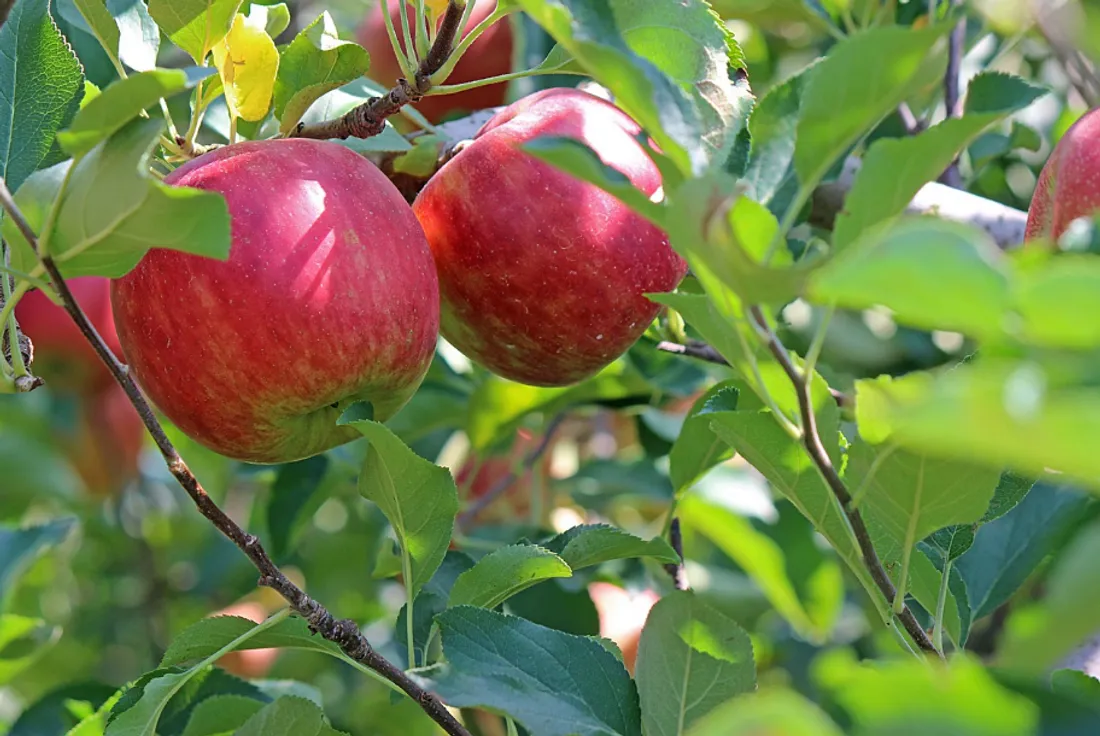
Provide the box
[809,156,1027,249]
[662,518,688,591]
[456,414,567,530]
[0,181,471,736]
[290,0,466,140]
[746,305,940,656]
[939,0,965,188]
[655,339,852,410]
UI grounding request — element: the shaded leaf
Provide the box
[541,524,679,569]
[669,381,741,493]
[448,545,571,610]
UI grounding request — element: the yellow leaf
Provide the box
[211,14,279,123]
[408,0,454,19]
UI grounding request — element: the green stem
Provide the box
[414,0,431,61]
[398,0,417,70]
[849,444,898,510]
[159,99,181,141]
[429,6,513,85]
[736,314,801,438]
[932,557,952,653]
[506,718,519,736]
[893,540,913,615]
[228,115,238,146]
[1,258,26,378]
[803,305,835,378]
[0,264,51,293]
[382,0,417,80]
[427,67,586,95]
[400,539,416,670]
[0,280,30,344]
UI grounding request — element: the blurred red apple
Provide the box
[590,581,659,673]
[413,88,687,387]
[357,0,514,124]
[455,428,555,523]
[214,602,279,679]
[111,139,440,464]
[15,276,123,393]
[1027,108,1100,242]
[64,382,145,497]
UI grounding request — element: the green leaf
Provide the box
[816,651,1038,734]
[434,606,642,736]
[9,682,116,736]
[957,482,1093,620]
[74,0,160,72]
[541,523,679,569]
[147,0,243,63]
[795,25,948,187]
[246,1,289,37]
[5,118,232,279]
[1015,255,1100,349]
[0,517,75,602]
[104,669,194,736]
[513,0,706,175]
[832,72,1046,252]
[685,690,843,736]
[160,615,341,668]
[338,413,457,600]
[58,67,213,158]
[273,12,371,135]
[179,695,264,736]
[634,591,756,736]
[809,217,1012,341]
[521,137,665,226]
[856,363,1100,489]
[680,493,841,643]
[922,524,976,563]
[267,456,330,560]
[0,0,84,193]
[669,381,741,494]
[981,471,1036,524]
[847,443,1000,591]
[0,615,60,685]
[742,63,813,211]
[707,411,890,622]
[234,697,338,736]
[448,545,571,610]
[997,518,1100,675]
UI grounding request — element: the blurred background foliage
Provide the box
[5,0,1100,733]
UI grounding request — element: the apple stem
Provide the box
[290,0,467,141]
[746,305,943,658]
[0,177,475,736]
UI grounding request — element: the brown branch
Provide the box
[662,517,688,591]
[655,339,852,410]
[456,414,567,530]
[0,181,471,736]
[746,305,941,656]
[939,0,965,188]
[291,0,466,140]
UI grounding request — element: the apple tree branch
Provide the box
[0,178,472,736]
[290,0,466,140]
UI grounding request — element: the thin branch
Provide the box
[662,517,688,591]
[896,103,925,135]
[457,414,567,529]
[940,0,965,188]
[655,339,852,410]
[747,305,941,657]
[291,0,466,140]
[0,181,471,736]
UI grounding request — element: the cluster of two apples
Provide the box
[109,87,688,464]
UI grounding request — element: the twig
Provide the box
[456,414,567,529]
[655,340,852,410]
[0,179,41,392]
[662,518,688,591]
[0,181,471,736]
[940,0,965,188]
[896,103,925,135]
[291,0,466,140]
[747,305,941,657]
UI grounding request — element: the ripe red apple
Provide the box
[15,276,123,393]
[357,0,514,124]
[412,88,687,386]
[110,139,440,464]
[455,427,555,523]
[64,382,145,497]
[590,582,659,674]
[1027,108,1100,242]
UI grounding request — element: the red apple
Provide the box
[1027,108,1100,243]
[15,276,123,393]
[64,382,145,497]
[412,88,687,386]
[110,139,440,464]
[590,582,659,674]
[357,0,514,124]
[455,427,555,522]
